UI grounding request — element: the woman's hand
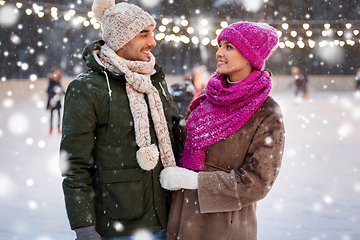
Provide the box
[160,166,198,190]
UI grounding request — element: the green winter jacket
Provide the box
[60,40,182,237]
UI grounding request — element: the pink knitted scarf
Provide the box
[179,70,272,171]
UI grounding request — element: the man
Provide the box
[60,1,183,239]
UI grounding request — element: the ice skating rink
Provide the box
[0,91,359,240]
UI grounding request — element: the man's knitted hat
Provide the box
[217,21,279,70]
[92,0,156,52]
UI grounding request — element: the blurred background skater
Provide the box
[193,65,210,97]
[46,66,65,135]
[169,72,195,116]
[291,66,308,104]
[355,68,360,90]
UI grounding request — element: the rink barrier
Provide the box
[0,75,357,104]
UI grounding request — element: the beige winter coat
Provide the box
[166,96,285,240]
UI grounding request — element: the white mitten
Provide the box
[160,166,198,190]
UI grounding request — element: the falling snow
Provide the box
[1,79,360,239]
[257,92,360,240]
[0,0,360,239]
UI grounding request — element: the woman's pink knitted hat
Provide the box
[217,21,279,70]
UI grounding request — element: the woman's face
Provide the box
[216,40,252,82]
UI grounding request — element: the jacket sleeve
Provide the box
[197,109,285,214]
[59,78,98,229]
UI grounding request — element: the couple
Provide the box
[59,1,285,240]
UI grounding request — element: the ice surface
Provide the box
[0,92,359,239]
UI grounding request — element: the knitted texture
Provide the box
[179,71,272,171]
[99,44,176,170]
[160,167,199,190]
[92,1,156,52]
[217,21,279,70]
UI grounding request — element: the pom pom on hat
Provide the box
[92,0,156,52]
[92,0,115,23]
[217,22,279,70]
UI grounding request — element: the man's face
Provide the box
[116,25,156,62]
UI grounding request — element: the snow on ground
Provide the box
[0,91,359,240]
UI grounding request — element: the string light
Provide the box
[211,39,218,46]
[297,40,305,48]
[64,14,71,21]
[180,19,188,27]
[87,11,95,18]
[282,23,289,30]
[93,22,100,29]
[68,9,76,16]
[201,37,210,45]
[159,25,166,32]
[180,35,190,44]
[220,21,228,28]
[25,8,32,15]
[319,40,328,47]
[0,1,359,47]
[201,19,208,26]
[201,28,208,35]
[90,18,97,25]
[290,31,297,37]
[161,18,170,25]
[174,35,180,43]
[51,7,58,18]
[187,27,194,34]
[83,20,90,27]
[155,33,165,41]
[32,3,40,13]
[172,26,180,33]
[191,36,199,45]
[308,40,316,48]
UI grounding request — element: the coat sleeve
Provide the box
[197,108,285,214]
[59,77,98,229]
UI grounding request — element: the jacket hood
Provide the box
[82,40,123,80]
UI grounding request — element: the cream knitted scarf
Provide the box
[99,44,176,170]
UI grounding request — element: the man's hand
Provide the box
[74,226,101,240]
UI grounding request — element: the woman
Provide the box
[160,22,285,240]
